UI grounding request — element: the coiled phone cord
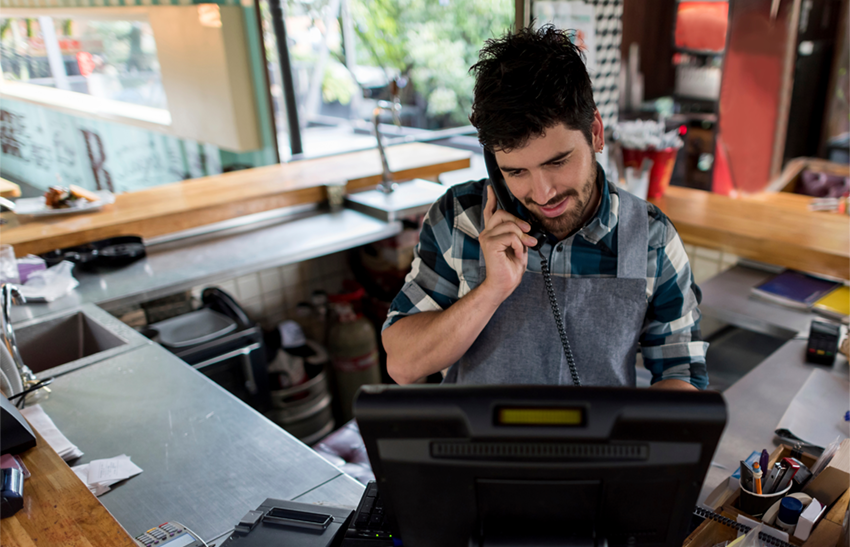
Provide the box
[538,250,581,387]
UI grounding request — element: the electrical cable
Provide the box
[538,249,581,386]
[10,377,54,408]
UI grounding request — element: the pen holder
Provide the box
[739,482,792,517]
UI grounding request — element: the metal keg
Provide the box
[264,340,334,445]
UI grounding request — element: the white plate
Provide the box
[14,190,115,217]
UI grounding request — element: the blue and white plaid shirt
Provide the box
[383,174,709,389]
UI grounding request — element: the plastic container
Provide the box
[622,147,679,198]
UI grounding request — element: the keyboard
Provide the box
[342,481,397,546]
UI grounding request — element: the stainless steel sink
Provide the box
[11,304,150,377]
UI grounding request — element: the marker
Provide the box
[753,461,763,494]
[760,449,769,477]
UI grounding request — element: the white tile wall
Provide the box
[187,245,731,328]
[685,246,739,286]
[192,251,353,328]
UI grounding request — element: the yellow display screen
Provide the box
[496,407,584,426]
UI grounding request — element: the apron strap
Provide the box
[615,187,649,280]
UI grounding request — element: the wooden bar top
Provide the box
[650,187,850,281]
[0,177,21,198]
[0,142,471,257]
[1,429,137,547]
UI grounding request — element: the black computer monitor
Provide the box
[354,385,726,547]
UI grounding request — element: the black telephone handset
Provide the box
[482,149,581,386]
[483,149,548,251]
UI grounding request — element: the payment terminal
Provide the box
[134,522,206,547]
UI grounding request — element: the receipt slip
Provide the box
[72,454,143,497]
[19,404,83,461]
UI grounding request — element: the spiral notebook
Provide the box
[693,507,796,547]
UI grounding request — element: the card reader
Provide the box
[806,319,841,366]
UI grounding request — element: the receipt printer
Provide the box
[1,395,36,456]
[1,468,24,518]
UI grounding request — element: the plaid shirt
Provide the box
[383,174,709,389]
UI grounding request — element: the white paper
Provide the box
[87,454,142,484]
[18,261,79,303]
[776,369,850,448]
[71,454,143,497]
[20,404,83,461]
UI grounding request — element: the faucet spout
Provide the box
[1,284,37,394]
[372,78,404,194]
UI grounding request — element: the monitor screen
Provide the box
[355,385,726,547]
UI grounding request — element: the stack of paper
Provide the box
[72,454,143,496]
[19,404,83,461]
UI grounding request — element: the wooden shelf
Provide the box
[1,142,471,257]
[650,187,850,280]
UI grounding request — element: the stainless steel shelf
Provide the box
[11,209,401,324]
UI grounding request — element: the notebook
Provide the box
[750,271,841,310]
[813,285,850,322]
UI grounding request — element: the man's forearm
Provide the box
[383,282,504,384]
[649,379,699,391]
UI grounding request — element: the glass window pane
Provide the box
[0,17,168,110]
[262,0,513,159]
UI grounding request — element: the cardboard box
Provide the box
[804,438,850,508]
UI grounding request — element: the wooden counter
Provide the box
[0,143,471,257]
[0,429,136,547]
[0,177,21,198]
[650,187,850,281]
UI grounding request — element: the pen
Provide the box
[753,461,763,494]
[760,450,769,477]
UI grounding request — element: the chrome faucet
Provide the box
[1,284,37,392]
[373,79,403,194]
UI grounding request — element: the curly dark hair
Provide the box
[469,25,597,152]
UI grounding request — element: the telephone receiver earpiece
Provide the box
[483,149,548,251]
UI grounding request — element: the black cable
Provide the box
[10,377,54,408]
[538,250,581,387]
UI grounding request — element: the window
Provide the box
[1,16,167,110]
[260,0,514,160]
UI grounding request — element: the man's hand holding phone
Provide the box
[480,185,538,304]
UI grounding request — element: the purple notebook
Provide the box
[751,271,841,309]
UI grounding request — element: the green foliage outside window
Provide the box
[283,0,513,129]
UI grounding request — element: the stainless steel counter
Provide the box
[699,265,816,339]
[38,343,364,542]
[11,209,401,324]
[698,337,849,504]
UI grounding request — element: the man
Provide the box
[381,26,708,391]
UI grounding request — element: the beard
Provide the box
[523,167,597,238]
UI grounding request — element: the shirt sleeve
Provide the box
[640,214,709,390]
[382,190,462,332]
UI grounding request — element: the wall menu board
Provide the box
[0,98,222,193]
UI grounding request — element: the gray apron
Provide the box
[444,186,648,386]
